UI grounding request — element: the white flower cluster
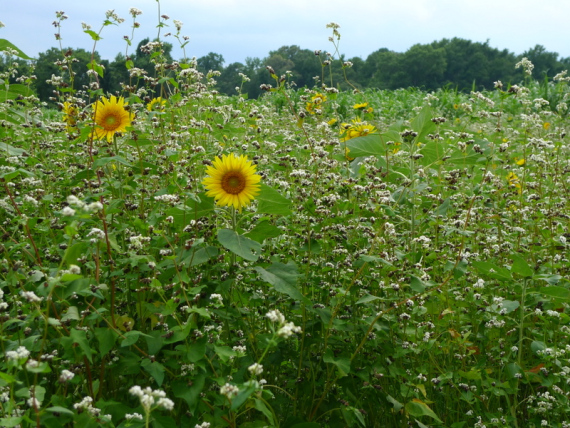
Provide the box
[20,290,42,303]
[59,369,75,382]
[219,383,240,399]
[6,346,30,361]
[265,309,302,338]
[129,386,174,412]
[65,195,103,214]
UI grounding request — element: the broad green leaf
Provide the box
[231,382,257,410]
[217,229,262,261]
[540,286,570,301]
[346,134,386,157]
[471,261,512,281]
[244,220,282,243]
[254,398,276,426]
[432,198,450,217]
[531,341,546,354]
[410,275,425,293]
[457,369,481,380]
[0,39,33,59]
[70,329,93,363]
[501,300,520,313]
[411,105,436,142]
[356,294,381,304]
[141,360,165,386]
[386,394,404,411]
[121,330,143,347]
[511,253,534,278]
[186,336,207,362]
[323,349,351,376]
[214,345,236,363]
[254,261,308,304]
[189,246,219,266]
[0,142,26,156]
[46,406,75,416]
[84,30,102,41]
[173,374,205,412]
[94,328,117,357]
[405,399,442,423]
[256,184,292,215]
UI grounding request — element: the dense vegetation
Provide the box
[1,8,570,428]
[2,31,570,101]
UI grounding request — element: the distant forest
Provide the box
[2,37,569,101]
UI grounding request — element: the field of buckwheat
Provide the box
[1,5,570,428]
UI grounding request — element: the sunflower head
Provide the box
[340,120,377,142]
[147,97,166,112]
[62,101,79,132]
[202,154,261,211]
[92,96,134,142]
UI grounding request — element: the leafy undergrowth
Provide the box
[1,10,570,428]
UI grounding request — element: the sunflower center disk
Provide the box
[222,172,246,195]
[104,114,119,130]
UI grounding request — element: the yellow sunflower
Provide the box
[62,101,79,132]
[92,96,134,142]
[202,154,261,211]
[306,92,327,115]
[340,120,377,142]
[353,102,368,110]
[147,97,166,112]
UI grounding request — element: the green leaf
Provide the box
[405,399,442,423]
[244,220,282,243]
[217,229,262,261]
[256,184,292,215]
[457,369,481,380]
[186,336,207,362]
[531,341,546,354]
[214,345,236,363]
[410,275,426,293]
[84,30,102,41]
[386,394,404,411]
[189,246,219,266]
[93,156,133,169]
[121,330,143,347]
[0,142,27,156]
[356,294,381,304]
[471,261,512,281]
[432,198,450,217]
[411,106,436,142]
[323,349,351,376]
[0,39,33,59]
[511,253,533,278]
[173,374,205,412]
[254,261,308,304]
[231,382,257,410]
[69,329,93,363]
[141,360,165,386]
[0,417,23,427]
[94,328,117,357]
[346,134,386,157]
[540,286,570,301]
[46,406,75,416]
[501,300,520,313]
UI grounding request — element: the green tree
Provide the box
[197,52,225,73]
[34,47,103,102]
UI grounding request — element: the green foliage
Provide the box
[1,11,570,428]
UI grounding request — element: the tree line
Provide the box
[2,37,568,102]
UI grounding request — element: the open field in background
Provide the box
[1,9,570,428]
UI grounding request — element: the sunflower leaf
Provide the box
[256,184,292,215]
[217,229,262,261]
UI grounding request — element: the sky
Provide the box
[2,0,570,66]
